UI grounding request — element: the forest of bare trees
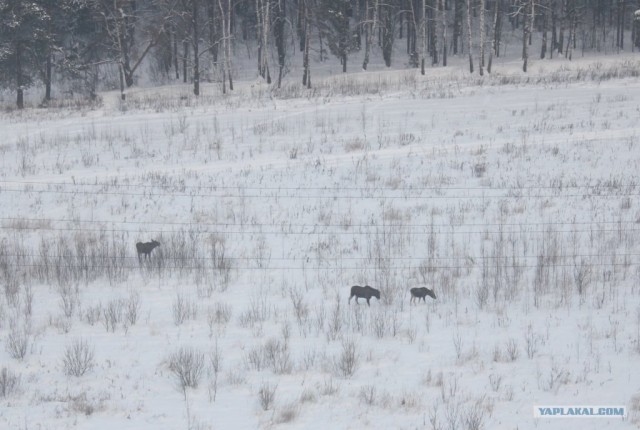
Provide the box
[1,0,639,107]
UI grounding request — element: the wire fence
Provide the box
[1,184,638,286]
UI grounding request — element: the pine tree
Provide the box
[0,0,50,108]
[317,0,352,72]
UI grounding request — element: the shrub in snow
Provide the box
[168,347,205,391]
[63,339,95,377]
[0,367,21,397]
[258,381,277,411]
[5,326,29,360]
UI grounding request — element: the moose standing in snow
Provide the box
[136,240,160,262]
[409,287,436,304]
[348,285,380,306]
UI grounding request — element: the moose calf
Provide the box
[410,287,436,304]
[136,240,160,261]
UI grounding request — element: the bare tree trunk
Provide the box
[16,42,24,109]
[354,0,362,50]
[192,0,200,96]
[114,3,135,88]
[318,26,326,61]
[634,10,640,49]
[302,0,310,85]
[297,0,305,51]
[487,0,499,72]
[494,0,503,56]
[118,63,126,100]
[408,0,420,67]
[522,0,530,72]
[529,0,535,46]
[431,0,438,64]
[121,38,134,87]
[621,1,625,49]
[45,49,52,101]
[541,0,548,58]
[467,0,474,73]
[206,0,219,67]
[479,0,485,75]
[256,0,271,82]
[564,4,571,58]
[112,3,132,90]
[406,7,411,54]
[616,0,623,49]
[421,0,427,73]
[381,3,394,66]
[632,10,636,52]
[429,0,438,64]
[173,25,180,79]
[363,0,371,70]
[274,0,286,87]
[256,0,263,76]
[550,4,556,58]
[183,40,189,83]
[558,0,565,55]
[407,0,418,66]
[442,0,447,66]
[42,15,53,102]
[341,0,349,72]
[225,0,233,90]
[218,0,231,93]
[566,11,575,59]
[111,6,128,99]
[304,25,311,87]
[363,0,379,70]
[453,0,464,54]
[302,0,311,87]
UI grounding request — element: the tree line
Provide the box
[1,0,639,108]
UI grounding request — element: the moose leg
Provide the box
[366,297,370,306]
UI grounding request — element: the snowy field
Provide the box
[1,55,640,429]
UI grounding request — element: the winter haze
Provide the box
[1,1,640,429]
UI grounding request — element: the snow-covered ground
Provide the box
[1,54,640,429]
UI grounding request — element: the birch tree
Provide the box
[217,0,233,92]
[380,0,396,67]
[487,0,500,72]
[273,0,286,87]
[93,0,166,94]
[301,0,312,87]
[522,0,531,71]
[256,0,271,82]
[362,0,378,70]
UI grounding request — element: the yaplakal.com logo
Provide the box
[534,405,626,418]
